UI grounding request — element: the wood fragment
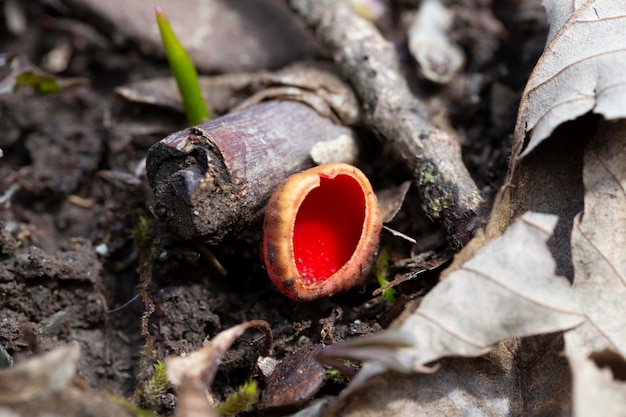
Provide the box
[146,100,356,243]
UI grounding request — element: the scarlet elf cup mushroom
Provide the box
[262,163,382,301]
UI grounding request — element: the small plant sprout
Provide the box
[374,247,397,305]
[155,7,210,125]
[216,379,259,416]
[132,360,171,408]
[324,361,354,383]
[0,53,88,94]
[131,215,154,251]
[263,163,382,301]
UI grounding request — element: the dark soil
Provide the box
[0,0,548,415]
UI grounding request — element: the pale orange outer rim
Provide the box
[262,163,382,301]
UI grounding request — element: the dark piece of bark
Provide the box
[289,0,485,248]
[146,100,354,243]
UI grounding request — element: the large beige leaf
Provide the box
[318,212,584,392]
[504,0,626,280]
[514,0,626,158]
[396,212,583,368]
[323,340,572,417]
[564,119,626,361]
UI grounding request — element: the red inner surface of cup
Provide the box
[292,174,365,284]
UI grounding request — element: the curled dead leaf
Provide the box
[318,212,584,393]
[166,320,271,417]
[514,1,626,159]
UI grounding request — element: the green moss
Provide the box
[428,198,444,220]
[144,361,169,398]
[131,216,154,251]
[375,248,397,306]
[417,168,452,221]
[420,171,435,184]
[133,361,171,408]
[216,380,259,417]
[325,367,349,384]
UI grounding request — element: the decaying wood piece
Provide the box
[289,0,485,248]
[146,100,356,243]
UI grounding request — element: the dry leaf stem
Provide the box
[289,0,485,247]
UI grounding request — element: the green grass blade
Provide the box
[155,7,209,125]
[375,247,397,305]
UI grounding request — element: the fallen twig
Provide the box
[289,0,485,247]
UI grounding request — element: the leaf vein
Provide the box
[520,215,554,235]
[527,48,626,96]
[529,95,594,136]
[462,265,583,316]
[577,14,626,24]
[415,310,489,349]
[583,313,621,352]
[573,215,626,287]
[590,150,626,198]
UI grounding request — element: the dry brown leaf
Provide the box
[0,344,134,416]
[320,336,573,417]
[395,212,583,367]
[0,343,79,403]
[166,320,271,417]
[564,119,626,361]
[318,212,584,393]
[504,118,588,279]
[60,0,319,73]
[376,181,411,224]
[327,342,573,417]
[514,1,626,158]
[258,344,325,411]
[328,357,515,417]
[503,2,626,281]
[114,64,359,122]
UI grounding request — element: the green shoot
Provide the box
[155,7,210,125]
[216,379,259,416]
[325,367,349,384]
[141,361,169,399]
[15,71,62,94]
[1,53,87,95]
[144,361,169,397]
[131,215,154,253]
[132,361,170,409]
[375,247,397,305]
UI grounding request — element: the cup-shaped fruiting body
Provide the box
[263,163,382,301]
